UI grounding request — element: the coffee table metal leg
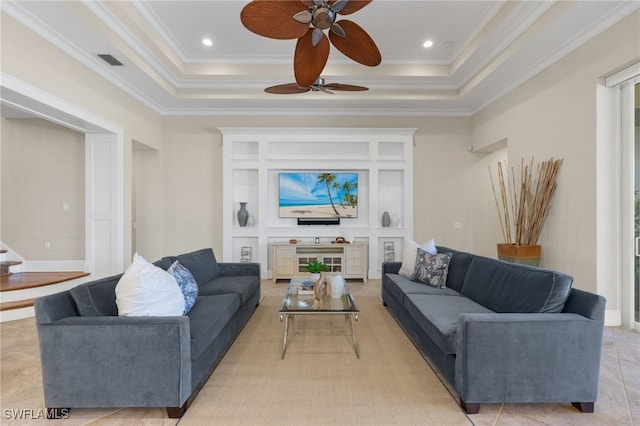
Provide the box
[281,314,290,360]
[349,313,359,359]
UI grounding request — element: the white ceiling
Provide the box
[2,0,639,116]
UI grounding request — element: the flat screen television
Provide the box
[279,172,358,218]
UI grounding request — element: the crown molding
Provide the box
[2,0,165,114]
[470,1,640,115]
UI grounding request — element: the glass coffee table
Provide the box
[279,278,360,359]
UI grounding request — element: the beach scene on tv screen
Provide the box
[279,172,358,218]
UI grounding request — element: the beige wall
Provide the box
[1,12,164,264]
[471,12,640,296]
[1,118,85,259]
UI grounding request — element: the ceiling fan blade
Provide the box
[336,0,371,15]
[324,83,369,91]
[241,0,309,40]
[265,83,310,94]
[329,20,381,66]
[294,28,330,87]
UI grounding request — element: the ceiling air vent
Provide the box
[97,54,123,66]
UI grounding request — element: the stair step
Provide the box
[0,260,23,277]
[0,298,35,311]
[1,271,89,292]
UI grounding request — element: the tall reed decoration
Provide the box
[489,158,563,247]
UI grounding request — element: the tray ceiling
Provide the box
[2,0,638,116]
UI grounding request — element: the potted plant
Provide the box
[304,259,330,300]
[304,259,329,280]
[489,157,563,266]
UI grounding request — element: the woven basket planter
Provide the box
[497,244,541,267]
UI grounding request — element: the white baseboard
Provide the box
[0,306,35,322]
[23,260,89,272]
[604,309,621,327]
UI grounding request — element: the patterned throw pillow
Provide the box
[411,249,452,288]
[168,260,199,314]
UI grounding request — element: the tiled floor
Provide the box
[1,279,638,425]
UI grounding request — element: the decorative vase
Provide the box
[382,211,391,227]
[314,271,328,301]
[329,274,345,299]
[237,202,249,227]
[496,243,541,267]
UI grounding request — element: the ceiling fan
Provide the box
[265,77,369,94]
[241,0,381,88]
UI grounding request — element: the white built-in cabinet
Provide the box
[271,242,368,282]
[219,127,415,280]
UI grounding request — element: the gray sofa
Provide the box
[382,246,606,414]
[34,248,260,418]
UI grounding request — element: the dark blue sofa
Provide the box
[382,246,606,414]
[34,248,260,418]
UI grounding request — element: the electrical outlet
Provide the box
[453,222,462,229]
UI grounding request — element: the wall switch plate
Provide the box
[44,242,51,250]
[62,202,69,212]
[453,222,462,229]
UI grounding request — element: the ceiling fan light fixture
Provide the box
[311,5,335,30]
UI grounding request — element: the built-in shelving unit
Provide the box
[220,127,415,280]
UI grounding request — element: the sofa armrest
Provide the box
[36,315,191,409]
[455,313,604,405]
[34,292,79,324]
[382,262,402,275]
[218,262,260,279]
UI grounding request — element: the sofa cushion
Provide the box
[405,293,493,354]
[176,248,220,286]
[412,250,452,288]
[383,273,461,309]
[198,275,259,305]
[115,253,185,317]
[461,255,573,313]
[168,260,199,314]
[153,256,176,271]
[436,246,473,292]
[70,274,121,316]
[398,239,437,278]
[188,293,240,360]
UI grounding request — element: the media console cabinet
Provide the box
[272,242,368,283]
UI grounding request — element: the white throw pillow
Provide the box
[398,238,437,278]
[116,253,185,316]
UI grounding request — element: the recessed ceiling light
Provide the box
[423,40,434,48]
[202,38,213,47]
